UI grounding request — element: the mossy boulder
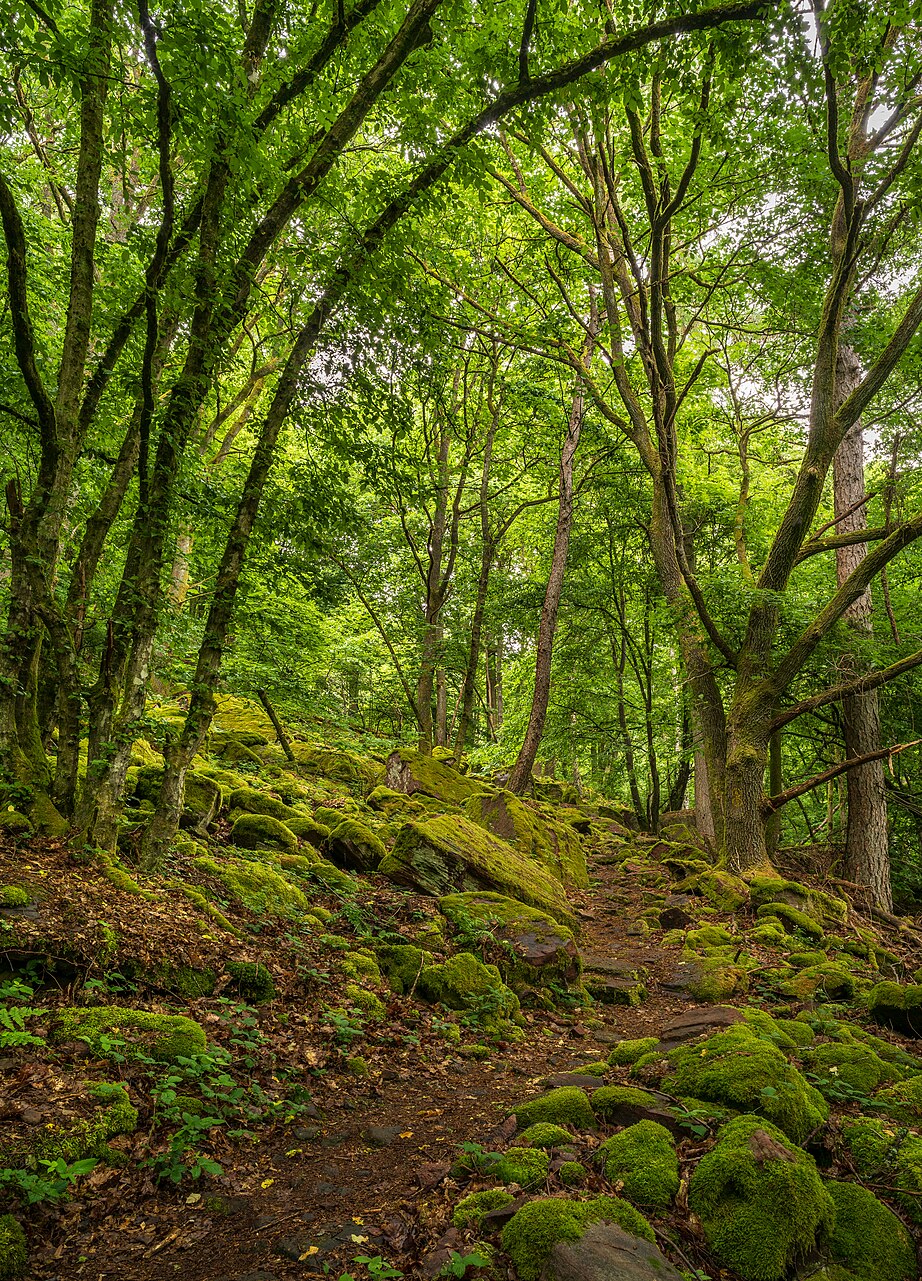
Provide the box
[463,790,588,888]
[500,1195,654,1281]
[663,955,748,1002]
[608,1037,659,1066]
[517,1122,576,1149]
[779,962,855,1002]
[452,1188,515,1229]
[293,744,383,791]
[598,1120,679,1209]
[325,819,387,872]
[0,1082,137,1170]
[0,812,32,836]
[0,886,30,907]
[384,747,486,805]
[868,981,922,1037]
[665,1025,828,1143]
[689,1115,834,1281]
[0,1216,26,1280]
[134,766,221,833]
[194,854,308,917]
[824,1180,916,1281]
[842,1117,922,1226]
[285,814,331,847]
[51,1006,206,1062]
[875,1075,922,1125]
[747,875,848,926]
[757,901,824,940]
[226,961,275,1003]
[802,1041,901,1094]
[438,891,580,990]
[417,952,521,1035]
[513,1086,595,1131]
[228,812,299,853]
[380,814,573,925]
[374,943,432,995]
[212,694,274,743]
[493,1145,549,1188]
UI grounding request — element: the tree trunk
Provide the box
[507,377,584,794]
[833,344,891,909]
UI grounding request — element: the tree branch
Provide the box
[763,740,920,814]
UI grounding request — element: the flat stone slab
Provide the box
[655,1005,744,1051]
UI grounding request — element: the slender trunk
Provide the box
[507,378,584,795]
[765,728,783,856]
[833,344,891,908]
[435,646,448,746]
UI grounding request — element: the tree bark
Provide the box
[833,343,891,909]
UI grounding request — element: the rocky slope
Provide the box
[2,696,922,1281]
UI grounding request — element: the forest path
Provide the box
[37,848,697,1281]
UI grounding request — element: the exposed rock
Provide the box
[324,819,387,872]
[661,957,747,1002]
[658,896,694,929]
[541,1221,684,1281]
[379,815,574,924]
[384,748,486,805]
[464,790,588,888]
[655,1005,743,1051]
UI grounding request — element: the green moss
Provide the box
[452,1189,514,1229]
[868,981,922,1035]
[417,952,521,1035]
[590,1085,659,1121]
[517,1122,576,1149]
[346,1055,370,1077]
[607,1038,657,1066]
[0,812,32,836]
[374,944,432,995]
[0,1083,137,1170]
[344,984,385,1018]
[876,1075,922,1124]
[742,1009,813,1050]
[0,1215,26,1280]
[384,747,484,805]
[825,1180,915,1281]
[492,1145,549,1188]
[841,1116,895,1177]
[598,1119,679,1209]
[50,1006,206,1062]
[226,961,275,1003]
[500,1195,653,1281]
[285,815,331,846]
[558,1161,586,1186]
[228,812,298,853]
[294,744,383,791]
[438,890,580,991]
[0,886,29,907]
[803,1042,899,1094]
[685,923,736,953]
[748,922,789,947]
[167,879,239,936]
[194,854,308,917]
[780,963,855,1001]
[689,1115,834,1281]
[757,902,824,939]
[463,790,588,888]
[788,950,827,969]
[665,1025,828,1144]
[327,818,388,871]
[380,813,574,926]
[147,961,217,998]
[513,1087,596,1131]
[339,951,382,984]
[695,868,749,911]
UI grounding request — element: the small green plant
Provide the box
[0,1157,98,1204]
[438,1251,491,1278]
[671,1103,713,1140]
[0,977,44,1048]
[326,1009,365,1045]
[805,1070,886,1110]
[453,1140,502,1177]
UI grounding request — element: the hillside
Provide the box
[3,700,922,1281]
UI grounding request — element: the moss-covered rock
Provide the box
[590,1085,662,1123]
[493,1145,550,1188]
[452,1188,515,1229]
[757,901,824,939]
[228,812,299,854]
[517,1122,576,1149]
[513,1087,596,1131]
[842,1117,922,1227]
[876,1075,922,1125]
[664,955,748,1002]
[226,961,275,1003]
[598,1120,679,1209]
[284,814,330,847]
[339,951,382,985]
[195,854,308,917]
[824,1179,916,1281]
[748,875,848,927]
[294,744,383,791]
[380,814,574,925]
[0,1082,137,1170]
[689,1115,834,1281]
[51,1006,206,1061]
[0,1216,26,1280]
[417,952,520,1035]
[779,962,855,1001]
[802,1041,900,1094]
[325,819,387,872]
[463,790,588,888]
[0,812,31,836]
[384,747,485,806]
[438,891,580,991]
[374,943,432,995]
[665,1025,828,1143]
[500,1195,654,1281]
[608,1037,659,1066]
[868,981,922,1037]
[558,1161,586,1187]
[344,984,386,1018]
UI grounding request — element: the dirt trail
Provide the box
[30,848,696,1281]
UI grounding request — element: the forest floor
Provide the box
[5,728,922,1281]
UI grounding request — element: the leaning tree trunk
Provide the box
[833,344,891,909]
[507,381,584,795]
